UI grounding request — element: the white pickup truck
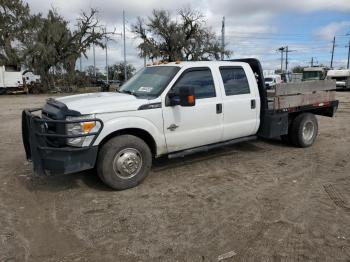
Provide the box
[22,59,339,190]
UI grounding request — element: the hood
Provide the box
[55,92,149,115]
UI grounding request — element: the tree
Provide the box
[25,8,106,88]
[292,66,304,73]
[85,65,100,78]
[0,0,40,66]
[133,8,231,62]
[108,63,136,82]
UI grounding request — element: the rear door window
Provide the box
[219,67,250,96]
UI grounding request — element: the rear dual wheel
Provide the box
[281,113,318,148]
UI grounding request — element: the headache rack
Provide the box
[22,108,103,176]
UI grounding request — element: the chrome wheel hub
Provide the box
[113,148,142,179]
[302,121,315,142]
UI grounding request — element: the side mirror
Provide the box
[179,86,195,107]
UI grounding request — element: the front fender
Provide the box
[94,116,167,156]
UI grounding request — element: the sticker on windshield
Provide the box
[138,86,153,92]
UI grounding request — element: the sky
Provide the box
[24,0,350,73]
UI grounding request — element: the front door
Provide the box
[162,67,223,153]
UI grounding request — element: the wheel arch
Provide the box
[98,128,158,157]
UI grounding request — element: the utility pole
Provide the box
[284,46,296,72]
[105,27,108,83]
[278,47,285,72]
[285,46,288,72]
[311,57,314,67]
[93,44,96,78]
[330,36,335,69]
[123,10,127,81]
[221,16,225,60]
[346,40,350,69]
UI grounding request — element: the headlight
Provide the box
[66,114,101,147]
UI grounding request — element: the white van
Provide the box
[264,75,282,89]
[327,69,350,90]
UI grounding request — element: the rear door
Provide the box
[218,66,259,141]
[162,67,223,153]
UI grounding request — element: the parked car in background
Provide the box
[326,69,350,90]
[302,67,327,81]
[23,70,41,85]
[264,74,282,89]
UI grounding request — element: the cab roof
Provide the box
[146,61,249,68]
[327,69,350,77]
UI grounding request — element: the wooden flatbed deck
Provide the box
[267,80,336,110]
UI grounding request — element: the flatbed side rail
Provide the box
[273,80,336,96]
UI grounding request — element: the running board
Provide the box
[168,136,257,159]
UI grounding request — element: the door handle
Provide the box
[216,103,222,114]
[167,124,179,131]
[251,99,256,109]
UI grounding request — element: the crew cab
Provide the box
[22,59,338,190]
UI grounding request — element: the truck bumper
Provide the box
[22,109,102,176]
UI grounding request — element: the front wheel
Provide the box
[97,135,152,190]
[289,113,318,148]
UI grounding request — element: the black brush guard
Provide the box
[22,108,103,176]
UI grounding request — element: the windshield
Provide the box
[303,71,321,80]
[119,66,180,98]
[264,78,273,82]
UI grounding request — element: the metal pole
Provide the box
[221,16,225,60]
[123,10,127,81]
[347,40,350,69]
[279,47,284,72]
[285,46,288,72]
[93,44,96,78]
[311,57,314,67]
[105,27,108,82]
[330,36,335,69]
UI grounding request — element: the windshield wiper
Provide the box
[117,90,138,97]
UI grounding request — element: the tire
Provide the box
[289,113,318,148]
[97,135,152,190]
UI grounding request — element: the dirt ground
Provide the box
[0,92,349,262]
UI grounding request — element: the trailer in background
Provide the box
[0,65,23,94]
[0,66,41,94]
[326,69,350,90]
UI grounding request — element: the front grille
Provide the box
[42,103,67,147]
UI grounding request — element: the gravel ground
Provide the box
[0,92,349,262]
